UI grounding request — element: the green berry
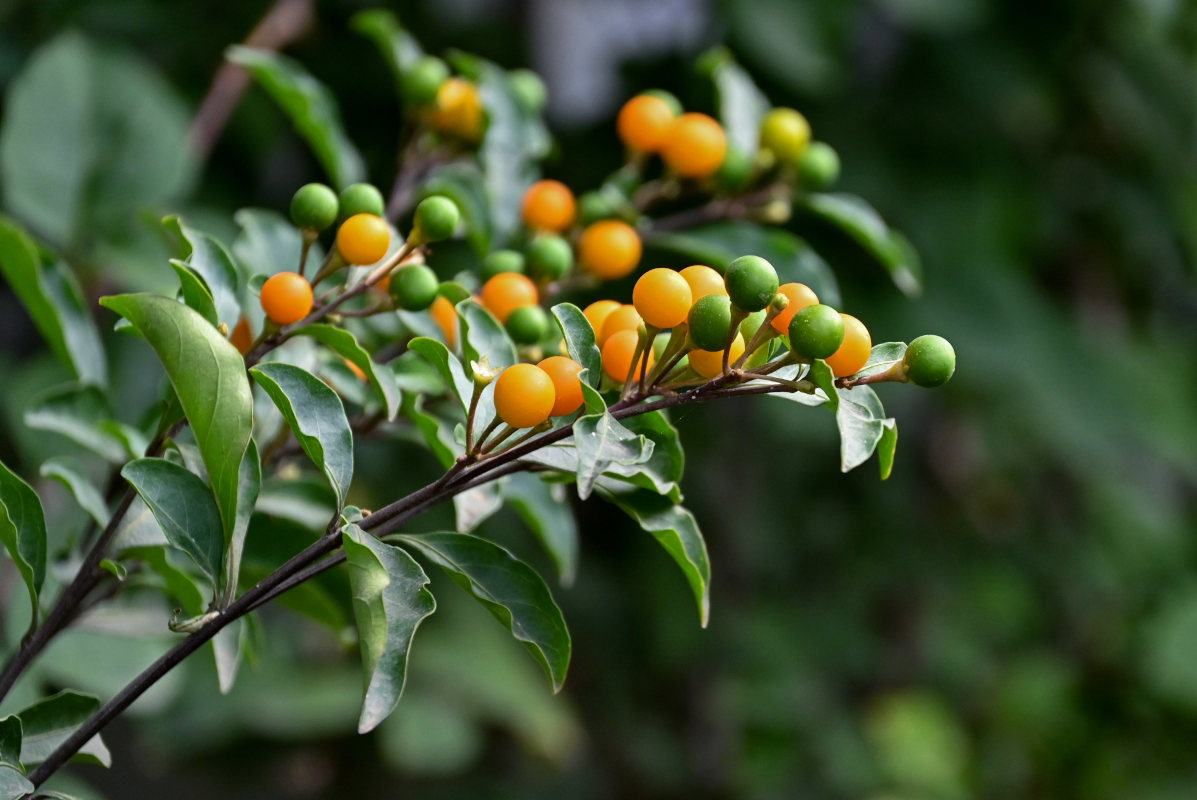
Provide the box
[725,255,779,312]
[412,195,461,243]
[526,234,573,281]
[338,183,386,221]
[642,89,682,117]
[505,304,549,345]
[788,304,844,359]
[577,191,617,225]
[481,250,525,280]
[438,281,471,304]
[760,108,810,162]
[390,264,440,311]
[738,308,768,345]
[687,294,734,352]
[290,183,338,231]
[509,69,547,112]
[717,146,754,191]
[402,56,450,107]
[798,141,840,190]
[903,334,956,387]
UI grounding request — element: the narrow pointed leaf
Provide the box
[39,457,108,527]
[0,459,47,620]
[0,716,21,769]
[458,299,517,370]
[397,531,570,692]
[801,193,922,296]
[251,363,354,507]
[351,9,424,90]
[121,458,223,586]
[503,472,579,586]
[212,618,246,695]
[222,438,261,605]
[293,324,400,420]
[169,261,219,326]
[100,294,252,545]
[343,525,436,733]
[572,413,653,500]
[552,303,602,388]
[25,383,139,462]
[17,690,110,767]
[407,337,472,410]
[163,217,241,327]
[879,420,898,480]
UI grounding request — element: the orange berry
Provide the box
[689,333,745,379]
[537,356,585,416]
[616,94,675,152]
[598,304,642,346]
[260,272,313,325]
[632,268,692,329]
[521,179,576,232]
[661,112,727,178]
[431,77,483,141]
[825,313,872,378]
[229,315,253,355]
[602,328,654,383]
[679,265,727,300]
[336,214,390,265]
[480,272,538,324]
[494,363,556,428]
[578,220,641,280]
[771,282,819,333]
[430,295,458,348]
[583,299,621,337]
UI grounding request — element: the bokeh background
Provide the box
[2,0,1196,798]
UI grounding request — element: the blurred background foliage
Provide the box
[1,0,1196,798]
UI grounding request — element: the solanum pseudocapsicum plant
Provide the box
[0,10,954,795]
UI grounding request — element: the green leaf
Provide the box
[705,47,769,155]
[603,489,711,627]
[121,458,224,587]
[212,618,246,695]
[878,419,898,480]
[169,262,219,326]
[0,32,192,248]
[397,532,570,692]
[163,217,242,328]
[502,472,579,586]
[407,337,472,410]
[251,363,354,508]
[551,304,602,388]
[227,46,365,189]
[17,690,110,767]
[0,216,107,387]
[122,545,204,614]
[808,359,838,411]
[0,458,47,621]
[421,163,491,254]
[99,294,253,547]
[110,500,169,551]
[452,481,504,534]
[25,383,141,462]
[609,411,685,501]
[0,717,20,770]
[648,220,840,306]
[402,395,460,470]
[343,525,437,733]
[293,324,401,420]
[0,767,32,800]
[222,439,261,605]
[857,341,908,380]
[801,193,923,296]
[836,386,896,473]
[390,350,446,395]
[572,413,653,500]
[39,457,108,528]
[458,299,517,371]
[351,9,424,91]
[232,208,316,281]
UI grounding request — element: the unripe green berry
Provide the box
[526,234,573,282]
[481,250,525,280]
[402,56,450,107]
[509,69,547,112]
[390,264,440,311]
[505,304,549,345]
[725,255,779,312]
[290,183,338,231]
[577,191,617,225]
[411,195,461,243]
[788,304,844,359]
[717,146,754,191]
[738,308,768,345]
[798,141,840,190]
[903,334,956,387]
[760,108,811,162]
[688,294,734,352]
[338,183,386,221]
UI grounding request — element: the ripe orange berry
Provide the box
[336,214,390,265]
[431,77,483,141]
[537,356,585,416]
[633,268,692,329]
[260,272,313,325]
[661,112,727,178]
[679,265,727,300]
[480,272,538,324]
[602,328,654,382]
[689,333,745,379]
[616,94,675,152]
[494,363,556,428]
[583,299,621,337]
[521,180,576,232]
[598,304,643,346]
[825,313,872,378]
[771,282,819,333]
[578,220,641,280]
[430,295,458,348]
[229,315,253,355]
